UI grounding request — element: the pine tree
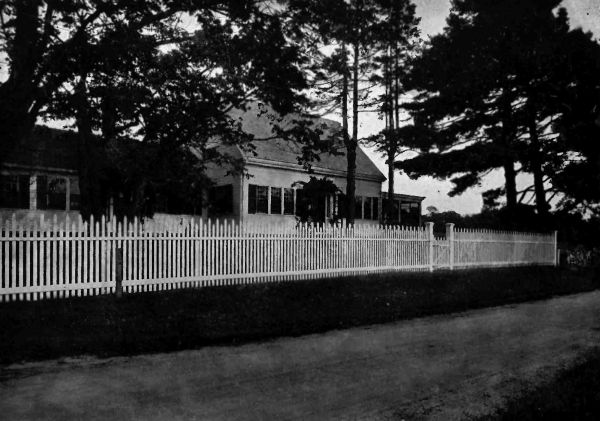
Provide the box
[399,0,600,216]
[289,0,416,223]
[366,0,419,223]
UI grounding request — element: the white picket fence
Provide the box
[0,215,557,302]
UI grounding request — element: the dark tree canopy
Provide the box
[2,0,599,221]
[288,0,418,224]
[398,0,600,216]
[1,1,315,219]
[294,176,342,224]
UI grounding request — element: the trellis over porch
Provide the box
[0,214,558,302]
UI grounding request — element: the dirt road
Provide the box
[2,291,600,420]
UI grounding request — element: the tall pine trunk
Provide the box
[526,101,549,216]
[503,161,517,209]
[389,44,403,223]
[386,53,396,223]
[345,41,360,224]
[394,47,400,131]
[499,86,518,210]
[386,146,395,223]
[340,43,353,224]
[528,121,549,216]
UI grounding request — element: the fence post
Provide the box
[426,222,434,272]
[446,223,455,270]
[115,246,123,298]
[553,230,558,267]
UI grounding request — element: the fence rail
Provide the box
[0,215,557,302]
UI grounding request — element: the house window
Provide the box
[337,194,347,218]
[209,184,233,215]
[364,197,379,220]
[270,187,282,214]
[371,197,379,220]
[283,188,294,215]
[70,177,80,210]
[382,198,400,221]
[248,184,268,214]
[354,196,363,219]
[248,185,256,214]
[401,201,421,225]
[364,197,373,220]
[0,174,29,209]
[37,175,66,210]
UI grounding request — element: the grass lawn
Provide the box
[485,347,600,420]
[0,266,598,365]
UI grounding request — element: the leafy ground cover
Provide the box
[0,266,597,365]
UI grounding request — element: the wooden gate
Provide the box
[433,238,451,269]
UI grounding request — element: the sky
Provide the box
[355,0,600,215]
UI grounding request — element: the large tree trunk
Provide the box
[387,47,395,130]
[503,161,517,209]
[346,142,357,223]
[384,50,396,224]
[386,147,396,223]
[75,73,105,220]
[527,110,549,216]
[0,0,43,163]
[498,85,518,210]
[530,150,549,216]
[345,41,360,225]
[394,45,400,130]
[340,43,353,224]
[0,85,38,160]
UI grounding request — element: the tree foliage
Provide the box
[2,0,599,221]
[398,0,600,216]
[1,1,314,219]
[288,0,418,224]
[365,0,419,222]
[294,176,342,224]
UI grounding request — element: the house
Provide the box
[204,107,424,226]
[0,126,81,225]
[1,119,424,227]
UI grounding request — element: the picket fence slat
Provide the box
[0,215,557,302]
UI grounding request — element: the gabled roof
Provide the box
[228,105,386,182]
[1,126,79,172]
[8,114,387,185]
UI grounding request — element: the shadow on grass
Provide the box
[0,266,598,365]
